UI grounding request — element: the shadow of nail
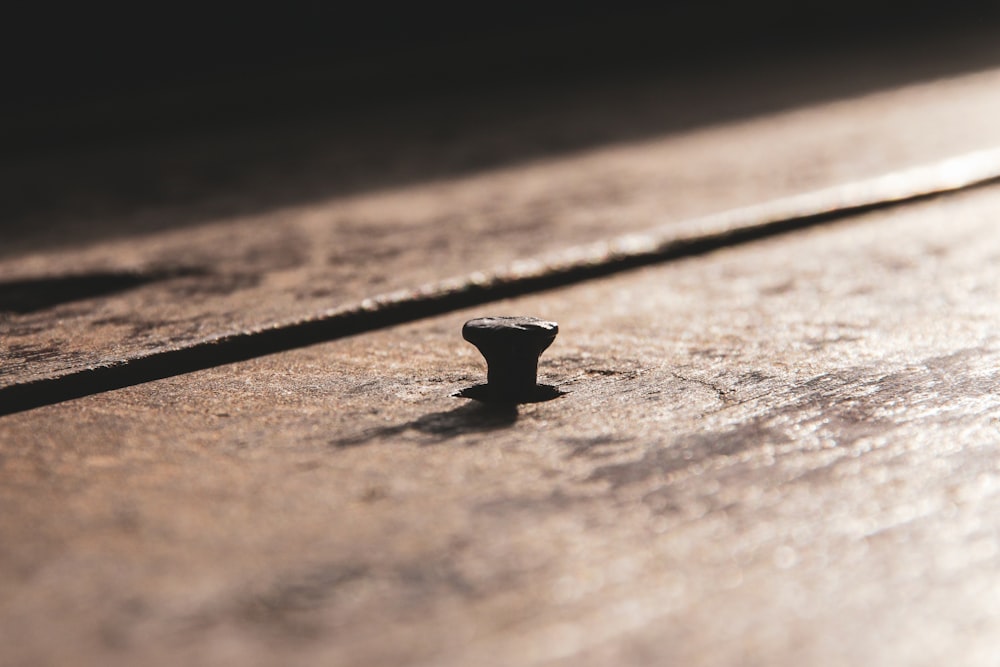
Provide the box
[332,401,520,448]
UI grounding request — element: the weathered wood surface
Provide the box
[4,68,1000,391]
[3,185,999,666]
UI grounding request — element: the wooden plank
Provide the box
[4,150,998,417]
[4,69,1000,392]
[3,185,1000,665]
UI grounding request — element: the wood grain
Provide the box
[4,68,1000,391]
[3,185,999,666]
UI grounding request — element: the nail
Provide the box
[462,316,559,402]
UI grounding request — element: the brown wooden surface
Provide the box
[3,184,999,666]
[4,68,1000,390]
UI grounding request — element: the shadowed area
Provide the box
[331,402,520,448]
[0,269,205,314]
[3,5,1000,256]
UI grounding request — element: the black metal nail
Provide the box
[460,316,560,403]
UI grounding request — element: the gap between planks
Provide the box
[3,147,1000,416]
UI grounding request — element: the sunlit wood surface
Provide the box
[4,66,1000,391]
[3,37,1000,667]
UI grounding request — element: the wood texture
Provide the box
[3,185,999,666]
[4,68,1000,391]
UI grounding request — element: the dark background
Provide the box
[3,2,1000,252]
[6,3,1000,149]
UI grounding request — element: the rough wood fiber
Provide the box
[2,186,999,666]
[4,69,1000,389]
